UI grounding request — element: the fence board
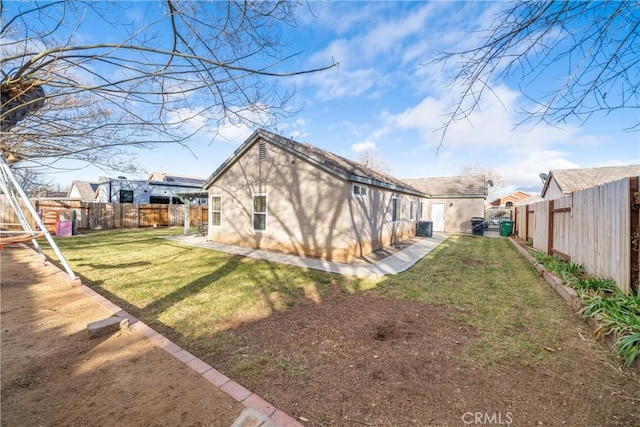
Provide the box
[532,200,548,253]
[566,178,630,294]
[552,196,572,259]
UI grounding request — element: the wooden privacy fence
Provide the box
[514,177,639,295]
[0,197,208,231]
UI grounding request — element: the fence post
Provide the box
[547,199,554,255]
[630,176,639,294]
[525,204,530,241]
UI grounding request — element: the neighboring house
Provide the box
[67,181,99,201]
[93,173,207,204]
[203,129,426,263]
[541,165,640,199]
[487,191,533,208]
[403,175,488,233]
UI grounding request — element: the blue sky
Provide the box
[45,1,639,198]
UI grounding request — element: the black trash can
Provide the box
[471,217,484,236]
[416,221,433,237]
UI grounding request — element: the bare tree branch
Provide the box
[1,0,337,173]
[434,1,639,147]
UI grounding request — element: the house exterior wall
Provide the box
[425,198,484,233]
[489,192,530,207]
[543,179,564,200]
[207,139,419,262]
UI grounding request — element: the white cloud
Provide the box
[383,83,607,188]
[167,107,259,144]
[352,141,377,153]
[302,3,441,101]
[308,67,380,101]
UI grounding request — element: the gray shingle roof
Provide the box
[545,165,639,195]
[403,175,488,198]
[205,129,425,196]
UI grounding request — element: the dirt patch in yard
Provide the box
[1,245,243,427]
[3,242,640,427]
[209,292,640,426]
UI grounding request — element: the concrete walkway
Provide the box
[163,232,449,278]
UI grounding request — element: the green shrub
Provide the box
[530,248,640,366]
[616,333,640,367]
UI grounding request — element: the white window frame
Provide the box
[210,195,222,227]
[391,196,401,222]
[410,200,416,220]
[352,184,368,198]
[252,194,268,232]
[420,201,426,220]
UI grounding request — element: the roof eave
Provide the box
[350,175,426,197]
[203,130,262,189]
[429,194,488,199]
[204,129,428,196]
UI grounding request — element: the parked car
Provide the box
[484,218,503,229]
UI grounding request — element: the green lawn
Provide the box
[43,229,579,366]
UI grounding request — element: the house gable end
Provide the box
[204,129,425,197]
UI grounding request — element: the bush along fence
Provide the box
[0,197,208,232]
[513,176,639,295]
[528,248,640,368]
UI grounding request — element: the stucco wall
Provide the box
[425,198,484,233]
[207,138,418,262]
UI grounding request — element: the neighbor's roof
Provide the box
[542,164,639,197]
[402,175,488,198]
[204,129,425,196]
[68,181,99,201]
[147,172,206,186]
[487,190,533,206]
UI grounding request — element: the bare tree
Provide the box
[1,1,336,172]
[11,167,56,197]
[358,149,391,175]
[460,163,505,190]
[436,1,639,138]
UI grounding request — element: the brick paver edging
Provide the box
[75,282,303,426]
[508,237,640,371]
[24,244,303,427]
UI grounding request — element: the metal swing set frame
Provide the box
[0,153,78,280]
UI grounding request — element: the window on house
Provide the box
[410,200,416,220]
[420,201,426,220]
[352,184,368,198]
[253,195,267,231]
[211,196,221,226]
[149,196,170,204]
[391,197,400,222]
[119,190,134,203]
[259,142,266,160]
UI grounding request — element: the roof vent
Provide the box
[117,176,127,180]
[259,142,266,160]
